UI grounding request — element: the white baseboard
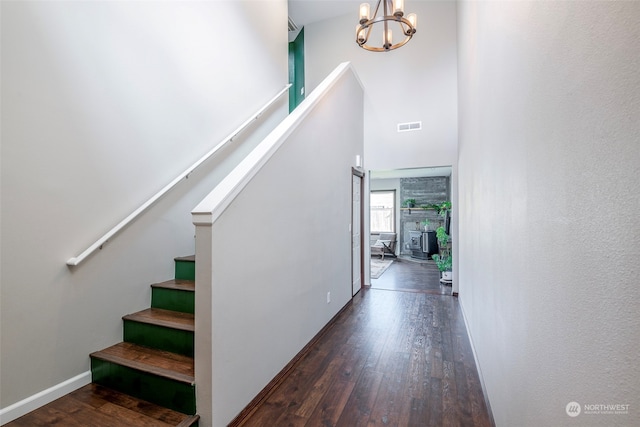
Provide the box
[0,371,91,425]
[458,299,495,425]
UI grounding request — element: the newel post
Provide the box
[193,214,214,426]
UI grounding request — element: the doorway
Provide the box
[368,166,453,288]
[288,28,305,112]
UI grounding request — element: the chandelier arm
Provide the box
[383,12,389,48]
[364,23,373,45]
[373,0,382,19]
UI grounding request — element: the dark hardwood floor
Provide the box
[6,260,490,427]
[5,383,198,427]
[371,256,452,295]
[239,260,493,426]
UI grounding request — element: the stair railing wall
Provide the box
[192,62,364,426]
[66,85,291,267]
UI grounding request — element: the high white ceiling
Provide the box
[288,0,362,28]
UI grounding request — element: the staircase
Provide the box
[90,255,198,425]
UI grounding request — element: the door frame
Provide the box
[352,167,365,296]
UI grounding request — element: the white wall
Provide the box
[193,65,364,426]
[457,1,640,426]
[304,1,459,171]
[0,0,287,415]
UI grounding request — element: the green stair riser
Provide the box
[91,358,195,415]
[175,260,195,281]
[151,288,194,314]
[123,321,194,357]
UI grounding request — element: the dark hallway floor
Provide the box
[371,256,452,295]
[7,260,490,427]
[240,260,492,426]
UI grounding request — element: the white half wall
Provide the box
[457,1,640,426]
[0,0,287,416]
[193,65,364,426]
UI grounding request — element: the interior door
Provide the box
[352,173,363,296]
[288,28,305,112]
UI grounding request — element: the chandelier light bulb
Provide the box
[384,28,393,48]
[407,13,417,30]
[359,3,371,23]
[393,0,404,16]
[356,25,366,43]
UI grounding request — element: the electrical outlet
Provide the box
[327,292,331,303]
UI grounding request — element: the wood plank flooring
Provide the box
[123,308,195,331]
[239,261,492,426]
[5,384,199,427]
[371,257,451,295]
[90,342,195,384]
[6,260,490,427]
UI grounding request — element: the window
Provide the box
[370,191,395,233]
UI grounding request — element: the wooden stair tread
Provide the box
[90,342,194,384]
[176,415,200,427]
[123,308,194,332]
[5,384,198,427]
[151,279,195,292]
[174,255,195,262]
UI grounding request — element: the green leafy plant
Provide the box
[435,226,449,248]
[432,254,452,272]
[437,201,451,218]
[422,201,451,216]
[402,198,417,208]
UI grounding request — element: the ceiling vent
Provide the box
[288,17,299,32]
[397,121,422,132]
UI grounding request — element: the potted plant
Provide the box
[421,218,430,231]
[402,198,417,208]
[432,254,452,282]
[435,226,449,248]
[433,225,452,283]
[437,201,451,216]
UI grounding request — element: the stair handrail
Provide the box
[192,62,360,227]
[66,84,291,267]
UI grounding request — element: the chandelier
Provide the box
[356,0,417,52]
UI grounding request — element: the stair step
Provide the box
[124,308,194,331]
[91,342,194,384]
[91,343,196,414]
[174,255,195,281]
[151,280,195,314]
[123,308,194,356]
[5,383,199,426]
[152,279,195,292]
[177,415,200,427]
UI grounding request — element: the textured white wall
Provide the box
[0,0,287,410]
[303,1,459,172]
[457,1,640,425]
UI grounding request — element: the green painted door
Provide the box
[288,28,305,112]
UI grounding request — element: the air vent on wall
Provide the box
[397,121,422,132]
